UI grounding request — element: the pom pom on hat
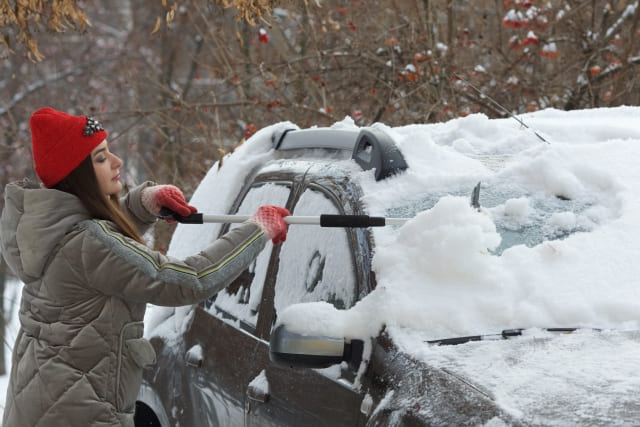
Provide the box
[30,107,108,188]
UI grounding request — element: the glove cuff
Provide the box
[141,187,161,216]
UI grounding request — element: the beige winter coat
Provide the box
[0,179,267,426]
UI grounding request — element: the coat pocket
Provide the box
[116,336,156,412]
[126,338,157,367]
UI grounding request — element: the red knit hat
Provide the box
[30,107,108,188]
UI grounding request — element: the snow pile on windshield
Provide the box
[152,107,640,344]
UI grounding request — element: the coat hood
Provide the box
[1,179,90,282]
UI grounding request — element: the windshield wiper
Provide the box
[427,327,601,346]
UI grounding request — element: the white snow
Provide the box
[248,369,269,395]
[0,278,23,418]
[391,327,640,424]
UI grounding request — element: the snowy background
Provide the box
[3,106,640,422]
[0,278,22,420]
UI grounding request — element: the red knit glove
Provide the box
[249,205,290,245]
[141,185,197,217]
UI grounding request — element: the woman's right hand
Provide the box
[249,205,290,244]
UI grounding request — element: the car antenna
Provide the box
[452,73,550,145]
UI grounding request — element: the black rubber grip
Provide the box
[319,214,385,228]
[159,208,204,224]
[172,213,204,224]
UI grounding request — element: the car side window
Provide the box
[273,187,357,317]
[207,183,291,331]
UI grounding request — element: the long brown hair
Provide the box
[54,155,145,245]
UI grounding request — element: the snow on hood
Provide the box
[390,327,640,424]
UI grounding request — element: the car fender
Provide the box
[364,334,518,426]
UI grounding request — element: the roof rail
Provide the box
[271,127,408,181]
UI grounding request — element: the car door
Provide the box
[244,184,367,427]
[180,182,292,427]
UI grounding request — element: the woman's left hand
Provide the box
[142,185,197,217]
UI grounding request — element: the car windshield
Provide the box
[386,180,596,254]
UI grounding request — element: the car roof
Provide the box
[271,127,408,181]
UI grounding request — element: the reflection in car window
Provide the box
[208,183,291,329]
[274,188,357,316]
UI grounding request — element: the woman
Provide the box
[0,107,289,426]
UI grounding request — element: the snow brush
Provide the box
[160,183,483,228]
[159,208,410,228]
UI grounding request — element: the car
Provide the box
[135,118,640,426]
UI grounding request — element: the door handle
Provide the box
[185,344,203,368]
[247,383,269,403]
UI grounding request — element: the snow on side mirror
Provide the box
[269,324,363,370]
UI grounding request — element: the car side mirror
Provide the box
[269,324,363,370]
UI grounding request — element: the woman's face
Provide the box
[91,140,123,196]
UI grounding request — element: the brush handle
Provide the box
[160,208,410,227]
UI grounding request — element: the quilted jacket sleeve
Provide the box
[119,181,158,235]
[77,219,268,306]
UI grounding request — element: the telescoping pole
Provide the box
[160,209,410,228]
